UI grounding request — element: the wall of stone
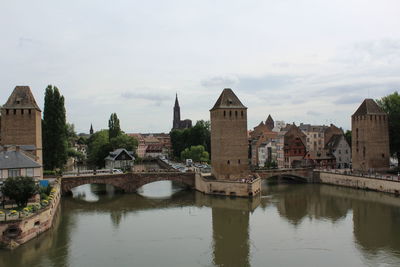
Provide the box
[0,180,61,249]
[195,173,261,197]
[317,171,400,195]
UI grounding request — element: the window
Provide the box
[241,111,244,117]
[223,111,226,117]
[21,109,24,115]
[8,169,21,178]
[238,159,240,164]
[227,160,230,165]
[26,168,34,177]
[382,153,385,158]
[29,109,32,115]
[6,109,9,115]
[13,109,16,115]
[235,111,238,117]
[338,150,341,154]
[229,111,232,117]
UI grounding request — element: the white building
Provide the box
[0,146,42,181]
[105,149,135,170]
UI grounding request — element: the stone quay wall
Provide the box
[0,179,61,249]
[316,171,400,195]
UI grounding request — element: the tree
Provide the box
[1,177,37,208]
[377,91,400,167]
[181,145,209,163]
[42,85,68,170]
[110,134,138,151]
[108,113,121,140]
[170,120,211,159]
[344,130,352,148]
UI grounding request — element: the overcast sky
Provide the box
[1,0,399,133]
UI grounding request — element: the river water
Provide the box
[1,181,400,267]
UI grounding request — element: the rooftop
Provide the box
[3,86,41,111]
[210,88,247,110]
[353,98,386,116]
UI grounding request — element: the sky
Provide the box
[1,0,400,133]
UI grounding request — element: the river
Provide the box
[1,181,400,267]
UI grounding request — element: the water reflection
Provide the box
[1,182,400,267]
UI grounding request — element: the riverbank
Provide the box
[0,179,61,249]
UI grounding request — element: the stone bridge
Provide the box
[254,168,315,182]
[61,172,196,194]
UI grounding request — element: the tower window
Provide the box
[229,111,232,117]
[29,109,31,115]
[21,109,24,115]
[382,153,385,158]
[235,110,237,117]
[223,110,226,117]
[6,109,9,115]
[227,160,230,165]
[238,159,240,164]
[241,111,243,117]
[13,109,16,115]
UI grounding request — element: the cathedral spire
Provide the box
[90,124,94,135]
[174,93,179,107]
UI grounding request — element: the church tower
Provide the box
[90,124,94,135]
[351,99,390,171]
[172,93,181,130]
[210,88,248,180]
[0,86,43,165]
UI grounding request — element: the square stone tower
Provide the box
[0,86,43,165]
[210,88,248,180]
[351,99,390,171]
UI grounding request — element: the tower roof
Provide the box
[352,99,386,116]
[211,88,247,110]
[266,114,274,123]
[3,86,41,111]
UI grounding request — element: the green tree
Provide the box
[377,91,400,167]
[170,120,211,159]
[181,145,209,163]
[344,130,352,148]
[1,177,37,208]
[87,130,111,168]
[110,134,138,152]
[108,113,121,140]
[43,85,68,170]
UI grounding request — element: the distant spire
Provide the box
[174,93,179,107]
[90,124,94,135]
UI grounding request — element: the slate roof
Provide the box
[211,88,247,110]
[325,134,343,150]
[0,150,41,169]
[3,86,41,111]
[353,99,386,116]
[104,148,135,161]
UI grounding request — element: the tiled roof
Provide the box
[3,86,41,111]
[211,88,246,110]
[0,150,41,169]
[353,99,386,116]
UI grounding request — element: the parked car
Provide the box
[112,169,123,174]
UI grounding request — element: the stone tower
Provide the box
[210,88,248,180]
[265,114,274,130]
[0,86,42,165]
[351,99,390,171]
[172,93,181,130]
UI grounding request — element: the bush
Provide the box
[43,170,56,176]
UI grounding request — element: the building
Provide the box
[258,138,278,167]
[0,86,43,166]
[172,94,192,130]
[210,88,248,180]
[325,134,351,168]
[351,99,390,171]
[249,121,278,166]
[272,120,286,132]
[105,149,135,170]
[128,133,172,158]
[0,146,42,180]
[299,124,328,152]
[277,124,307,168]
